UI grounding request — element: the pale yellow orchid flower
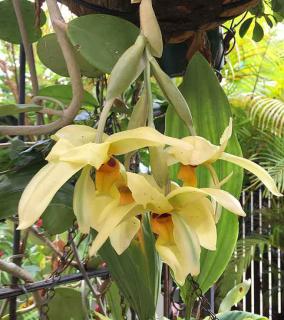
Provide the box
[166,119,282,196]
[89,172,246,285]
[88,172,173,256]
[18,125,191,230]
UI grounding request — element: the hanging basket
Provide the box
[60,0,259,42]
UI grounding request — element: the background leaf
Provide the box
[0,104,42,117]
[239,18,253,38]
[38,85,97,106]
[67,14,139,73]
[215,310,268,320]
[218,280,251,313]
[0,0,46,44]
[252,22,264,42]
[105,282,124,320]
[0,165,75,235]
[47,288,85,320]
[37,33,101,78]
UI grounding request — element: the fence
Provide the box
[238,190,283,319]
[204,189,284,319]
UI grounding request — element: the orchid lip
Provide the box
[152,213,171,219]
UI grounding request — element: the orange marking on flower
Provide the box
[178,164,197,187]
[151,213,174,243]
[96,158,121,192]
[119,186,134,205]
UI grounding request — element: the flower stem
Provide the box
[205,163,220,187]
[95,98,114,143]
[144,55,154,128]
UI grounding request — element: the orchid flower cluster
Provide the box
[18,122,281,285]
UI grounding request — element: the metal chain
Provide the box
[39,224,77,320]
[188,276,219,320]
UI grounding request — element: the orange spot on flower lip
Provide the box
[119,186,134,205]
[151,214,173,241]
[178,164,197,187]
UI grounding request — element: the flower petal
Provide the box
[168,186,246,217]
[89,201,142,256]
[220,152,282,197]
[126,172,173,213]
[106,127,192,155]
[110,217,141,254]
[172,215,201,282]
[59,142,111,169]
[220,118,233,148]
[73,166,96,234]
[46,139,75,162]
[176,197,216,250]
[18,161,83,229]
[166,136,218,166]
[89,193,114,231]
[154,214,200,285]
[210,118,233,162]
[51,125,100,145]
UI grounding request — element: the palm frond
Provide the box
[229,94,284,136]
[247,131,284,195]
[248,95,284,136]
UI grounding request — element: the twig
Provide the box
[0,0,83,136]
[69,236,106,315]
[31,96,66,110]
[95,99,115,143]
[29,226,79,268]
[11,0,39,96]
[0,260,43,309]
[39,108,64,116]
[29,227,64,259]
[0,142,35,148]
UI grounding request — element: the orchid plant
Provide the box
[18,0,281,285]
[14,0,282,318]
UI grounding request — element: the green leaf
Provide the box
[67,14,139,73]
[0,0,46,44]
[215,311,268,320]
[239,18,253,38]
[218,280,251,313]
[38,85,97,106]
[41,182,75,235]
[264,15,273,28]
[0,165,75,235]
[0,104,42,117]
[47,288,85,320]
[105,282,123,320]
[252,22,264,42]
[99,215,160,320]
[272,0,284,16]
[165,53,243,296]
[37,33,101,78]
